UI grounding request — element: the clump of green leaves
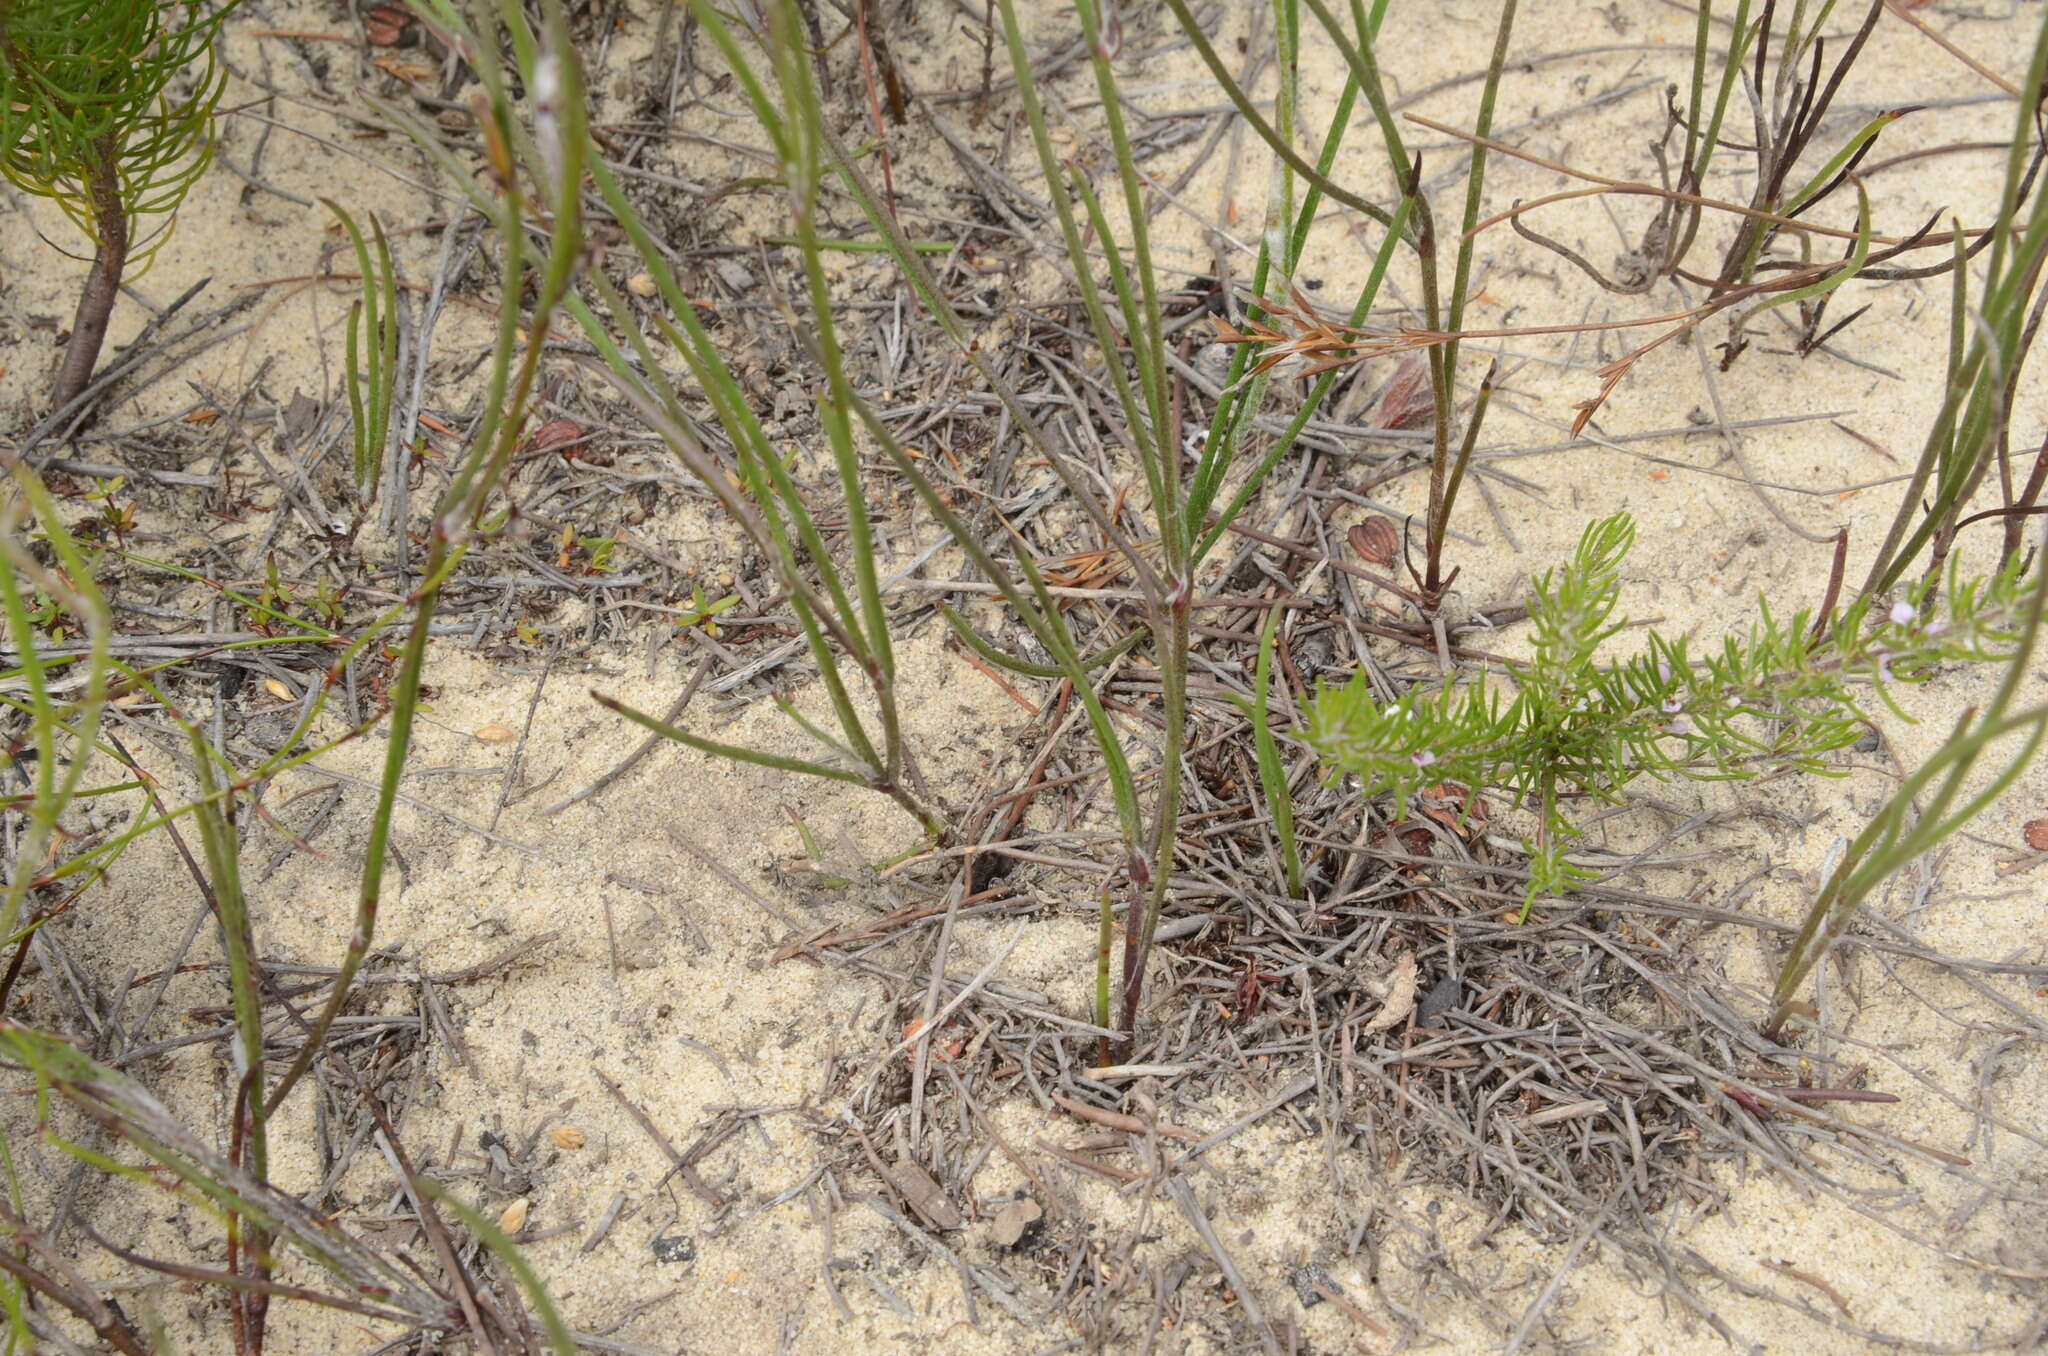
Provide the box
[329,201,399,512]
[1308,514,2030,915]
[0,0,240,411]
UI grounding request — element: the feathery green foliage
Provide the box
[0,0,230,254]
[1309,514,2034,916]
[0,0,241,408]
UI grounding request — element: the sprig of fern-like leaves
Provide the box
[1308,514,2030,910]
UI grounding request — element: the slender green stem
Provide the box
[991,0,1171,554]
[1672,0,1755,266]
[1195,193,1413,564]
[1863,8,2048,592]
[1120,593,1189,1046]
[595,694,875,789]
[1430,360,1498,583]
[1440,0,1516,386]
[1246,602,1302,897]
[0,471,111,944]
[1074,0,1173,517]
[1186,0,1387,548]
[1159,0,1394,230]
[421,1183,576,1355]
[1095,882,1114,1042]
[329,202,398,508]
[941,604,1143,678]
[267,0,587,1117]
[186,740,270,1344]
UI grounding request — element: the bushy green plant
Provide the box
[1307,514,2034,916]
[0,0,241,412]
[410,0,2048,1047]
[389,0,1422,1047]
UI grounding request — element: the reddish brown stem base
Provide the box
[50,150,129,417]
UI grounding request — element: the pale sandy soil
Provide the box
[2,2,2046,1353]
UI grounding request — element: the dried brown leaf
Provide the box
[1347,515,1399,568]
[1362,952,1418,1034]
[882,1159,962,1230]
[1373,355,1434,430]
[527,418,583,453]
[989,1197,1043,1248]
[364,5,410,45]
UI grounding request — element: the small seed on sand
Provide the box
[550,1126,587,1150]
[475,723,517,742]
[627,272,658,297]
[498,1198,529,1234]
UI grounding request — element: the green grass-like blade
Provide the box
[1242,603,1302,897]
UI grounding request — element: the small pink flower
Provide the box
[1661,697,1684,715]
[1890,600,1917,626]
[1410,750,1437,767]
[1665,716,1693,736]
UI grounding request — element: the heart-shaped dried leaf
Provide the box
[527,418,583,453]
[2025,817,2048,851]
[1347,515,1399,568]
[364,6,410,46]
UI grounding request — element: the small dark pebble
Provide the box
[651,1234,695,1264]
[1294,632,1334,684]
[1288,1262,1334,1308]
[1418,974,1462,1025]
[1854,727,1881,753]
